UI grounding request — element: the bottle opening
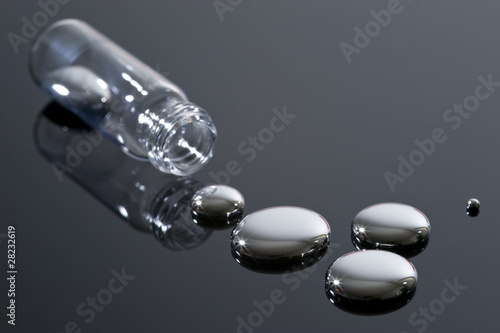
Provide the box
[165,121,216,174]
[148,102,217,176]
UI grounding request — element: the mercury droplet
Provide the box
[190,185,244,230]
[231,206,330,273]
[351,203,430,258]
[43,66,111,110]
[325,250,417,315]
[466,198,480,217]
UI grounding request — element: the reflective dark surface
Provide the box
[2,2,500,332]
[351,203,430,258]
[190,184,244,229]
[231,206,330,273]
[325,250,417,315]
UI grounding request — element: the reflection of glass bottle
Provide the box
[34,102,212,250]
[30,19,217,176]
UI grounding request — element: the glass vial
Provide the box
[29,19,217,176]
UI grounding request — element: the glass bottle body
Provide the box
[30,19,216,175]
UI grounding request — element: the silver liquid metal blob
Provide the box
[325,250,417,315]
[231,206,330,273]
[190,185,244,230]
[43,66,111,110]
[466,198,480,217]
[351,203,430,258]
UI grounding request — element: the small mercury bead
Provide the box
[466,198,480,217]
[190,185,244,230]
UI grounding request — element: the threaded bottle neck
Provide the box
[145,101,217,176]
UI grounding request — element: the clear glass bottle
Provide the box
[30,19,217,176]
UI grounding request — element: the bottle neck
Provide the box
[141,99,217,176]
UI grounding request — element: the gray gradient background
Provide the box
[1,0,499,332]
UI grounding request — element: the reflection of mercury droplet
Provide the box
[325,250,417,315]
[466,198,480,217]
[231,206,330,273]
[190,185,244,230]
[42,65,111,110]
[351,203,430,258]
[149,180,212,251]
